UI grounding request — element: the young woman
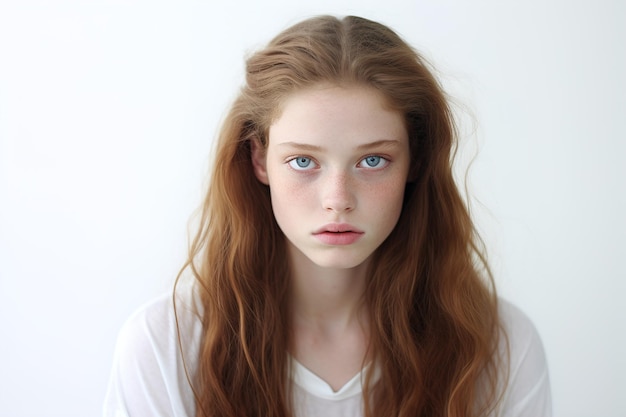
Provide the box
[104,15,551,417]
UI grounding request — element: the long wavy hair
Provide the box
[178,15,506,417]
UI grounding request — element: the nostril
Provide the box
[324,203,355,213]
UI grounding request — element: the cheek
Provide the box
[268,178,312,222]
[369,178,406,215]
[383,192,406,234]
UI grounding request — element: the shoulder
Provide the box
[499,299,546,369]
[103,287,203,417]
[116,291,202,358]
[117,288,203,353]
[496,299,552,417]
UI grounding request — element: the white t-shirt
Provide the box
[103,289,551,417]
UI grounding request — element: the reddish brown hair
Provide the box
[180,15,505,417]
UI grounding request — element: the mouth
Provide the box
[313,223,364,234]
[312,224,364,245]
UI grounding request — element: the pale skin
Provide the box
[252,83,410,391]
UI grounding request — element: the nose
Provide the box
[322,171,356,213]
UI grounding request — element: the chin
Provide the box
[286,240,374,271]
[306,253,372,271]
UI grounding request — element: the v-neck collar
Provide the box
[290,357,379,400]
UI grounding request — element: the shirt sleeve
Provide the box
[103,293,201,417]
[498,300,552,417]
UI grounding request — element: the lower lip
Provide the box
[313,232,363,245]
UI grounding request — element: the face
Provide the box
[252,84,410,270]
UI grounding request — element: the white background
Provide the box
[0,1,624,416]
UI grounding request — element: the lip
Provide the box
[312,223,364,245]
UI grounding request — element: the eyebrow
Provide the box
[278,139,402,152]
[356,139,402,151]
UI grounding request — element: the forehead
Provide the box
[268,84,407,147]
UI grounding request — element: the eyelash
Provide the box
[358,155,389,169]
[287,156,318,171]
[286,155,390,171]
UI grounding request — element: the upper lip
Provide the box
[313,223,364,234]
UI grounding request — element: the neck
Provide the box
[287,244,369,329]
[286,243,372,388]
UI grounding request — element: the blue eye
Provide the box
[361,155,387,168]
[288,157,316,170]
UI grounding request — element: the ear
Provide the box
[250,136,269,185]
